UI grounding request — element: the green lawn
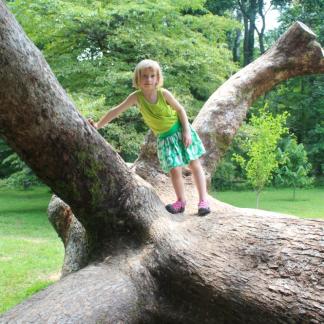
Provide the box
[0,186,64,314]
[212,187,324,219]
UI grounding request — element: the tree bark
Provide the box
[0,1,323,323]
[2,210,323,323]
[47,195,89,277]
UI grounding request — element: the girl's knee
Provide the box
[170,166,182,175]
[189,159,201,169]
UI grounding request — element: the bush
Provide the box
[0,150,41,189]
[212,161,236,190]
[100,122,146,162]
[1,168,41,189]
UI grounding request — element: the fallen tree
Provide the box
[0,1,323,322]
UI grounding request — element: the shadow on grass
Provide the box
[273,198,309,202]
[0,207,47,215]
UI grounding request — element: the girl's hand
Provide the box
[88,118,98,129]
[182,129,192,148]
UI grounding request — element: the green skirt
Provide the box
[157,121,206,173]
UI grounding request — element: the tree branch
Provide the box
[194,21,324,175]
[48,195,89,276]
[0,259,159,323]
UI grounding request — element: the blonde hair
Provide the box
[132,59,164,88]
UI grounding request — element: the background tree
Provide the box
[0,138,13,179]
[275,136,314,200]
[0,138,39,188]
[212,127,251,190]
[203,0,324,190]
[205,0,291,65]
[233,108,288,207]
[261,0,324,183]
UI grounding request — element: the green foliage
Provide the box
[260,76,324,178]
[233,107,288,207]
[212,160,236,190]
[262,1,324,179]
[204,0,236,16]
[71,94,107,121]
[276,0,324,43]
[100,123,145,162]
[5,0,323,186]
[0,161,40,189]
[0,139,13,178]
[8,0,238,104]
[212,126,252,191]
[274,136,314,199]
[70,94,145,161]
[0,139,40,189]
[212,160,250,191]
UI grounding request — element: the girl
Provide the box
[90,59,210,216]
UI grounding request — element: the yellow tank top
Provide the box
[136,89,179,135]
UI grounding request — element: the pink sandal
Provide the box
[198,200,210,216]
[166,200,186,214]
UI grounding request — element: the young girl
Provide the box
[90,59,210,216]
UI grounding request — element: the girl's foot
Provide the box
[198,200,210,216]
[166,200,186,214]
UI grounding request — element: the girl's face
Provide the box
[139,67,159,90]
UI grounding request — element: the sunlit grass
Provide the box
[0,186,64,314]
[211,187,324,219]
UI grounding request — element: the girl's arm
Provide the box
[162,89,192,147]
[91,92,138,129]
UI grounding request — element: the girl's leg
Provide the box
[189,159,208,202]
[169,166,186,202]
[165,166,186,214]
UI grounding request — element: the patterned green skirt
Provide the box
[157,121,206,173]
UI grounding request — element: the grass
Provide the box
[212,187,324,219]
[0,186,64,314]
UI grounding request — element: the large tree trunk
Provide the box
[0,1,323,323]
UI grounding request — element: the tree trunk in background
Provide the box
[239,0,258,66]
[247,0,257,64]
[233,27,242,62]
[255,0,266,54]
[232,11,242,62]
[243,14,250,66]
[0,1,324,323]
